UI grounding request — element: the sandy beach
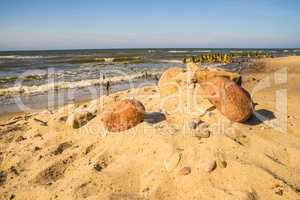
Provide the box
[0,56,300,200]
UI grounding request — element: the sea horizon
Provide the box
[1,47,300,53]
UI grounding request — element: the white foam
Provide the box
[192,50,211,53]
[230,51,243,53]
[158,59,182,64]
[168,50,189,53]
[0,71,162,97]
[0,55,44,59]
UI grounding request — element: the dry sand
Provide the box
[0,56,300,200]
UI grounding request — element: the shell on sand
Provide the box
[164,152,182,172]
[200,160,216,172]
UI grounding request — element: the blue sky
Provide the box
[0,0,299,50]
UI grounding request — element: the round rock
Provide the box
[101,99,145,132]
[201,77,253,122]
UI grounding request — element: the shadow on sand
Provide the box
[144,112,166,124]
[246,109,276,125]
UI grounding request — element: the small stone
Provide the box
[58,115,68,122]
[217,159,227,168]
[164,152,181,172]
[53,142,72,155]
[178,167,191,175]
[34,146,42,152]
[15,136,26,142]
[275,188,283,196]
[94,163,103,172]
[195,129,211,138]
[142,187,150,192]
[10,166,19,176]
[190,121,198,130]
[200,160,216,172]
[190,119,202,129]
[0,171,7,186]
[207,111,213,117]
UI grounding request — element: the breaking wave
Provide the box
[0,74,47,84]
[0,55,44,59]
[192,50,211,53]
[157,59,182,63]
[0,71,161,97]
[168,50,189,53]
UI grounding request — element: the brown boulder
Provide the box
[201,77,253,122]
[158,67,185,97]
[101,99,145,132]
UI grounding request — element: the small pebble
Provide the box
[178,166,191,175]
[15,136,26,142]
[200,160,216,172]
[94,163,103,172]
[0,171,7,186]
[217,159,227,168]
[207,111,213,117]
[190,119,202,129]
[10,166,19,176]
[34,146,42,152]
[275,188,283,196]
[195,129,211,138]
